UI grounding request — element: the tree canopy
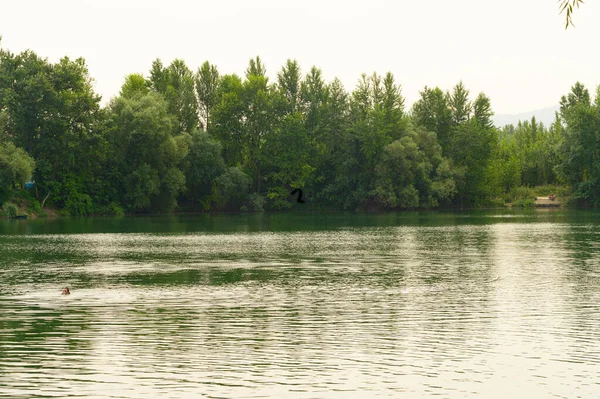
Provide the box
[1,42,598,214]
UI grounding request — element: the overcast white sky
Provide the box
[1,0,598,114]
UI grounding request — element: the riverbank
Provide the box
[0,195,58,220]
[1,184,573,219]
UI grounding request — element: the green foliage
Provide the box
[560,0,584,28]
[65,191,93,217]
[371,126,456,209]
[505,186,535,204]
[513,198,536,208]
[263,112,316,194]
[266,186,293,210]
[3,202,17,218]
[0,142,35,206]
[29,198,41,214]
[533,185,570,198]
[120,73,149,98]
[210,74,245,166]
[197,194,216,212]
[410,84,501,208]
[247,193,266,212]
[195,61,220,130]
[450,120,498,204]
[472,93,494,129]
[0,110,9,142]
[148,59,198,133]
[0,45,104,211]
[153,167,186,212]
[183,130,225,210]
[448,81,471,125]
[13,187,42,214]
[571,178,600,206]
[106,91,188,213]
[186,131,225,186]
[98,202,125,216]
[215,167,251,210]
[2,39,600,214]
[277,59,302,114]
[211,58,276,194]
[412,87,452,153]
[555,82,600,206]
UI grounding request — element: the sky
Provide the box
[1,0,599,114]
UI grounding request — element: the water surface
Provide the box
[1,210,599,398]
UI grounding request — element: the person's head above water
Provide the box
[61,287,70,295]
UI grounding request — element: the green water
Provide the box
[1,210,599,398]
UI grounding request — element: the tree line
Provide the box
[1,41,599,215]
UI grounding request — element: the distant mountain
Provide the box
[492,105,560,128]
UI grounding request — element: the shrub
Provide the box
[534,185,571,198]
[98,202,125,216]
[505,186,535,203]
[214,167,251,210]
[64,192,93,216]
[247,193,265,212]
[3,203,17,218]
[513,198,536,208]
[269,199,292,211]
[30,199,42,214]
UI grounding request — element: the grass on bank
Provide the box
[1,190,53,219]
[503,185,571,208]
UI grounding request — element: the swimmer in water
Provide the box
[61,287,70,295]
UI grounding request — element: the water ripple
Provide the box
[1,216,600,398]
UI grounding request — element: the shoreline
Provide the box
[1,203,570,221]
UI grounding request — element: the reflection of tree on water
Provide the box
[0,300,96,393]
[395,224,497,369]
[561,221,600,366]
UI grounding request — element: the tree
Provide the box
[148,58,198,133]
[556,82,600,205]
[245,56,267,79]
[263,112,315,209]
[106,91,187,212]
[214,166,251,210]
[277,59,302,114]
[450,118,498,205]
[301,66,327,137]
[149,59,168,94]
[120,73,149,98]
[560,81,590,115]
[242,73,273,195]
[448,81,471,125]
[211,73,245,166]
[311,77,352,207]
[0,142,35,206]
[0,110,9,142]
[411,86,453,153]
[372,125,456,209]
[184,130,226,210]
[379,72,406,140]
[488,133,519,195]
[0,45,104,213]
[195,61,220,131]
[472,92,494,129]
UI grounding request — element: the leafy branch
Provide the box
[560,0,585,29]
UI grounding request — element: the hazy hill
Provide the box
[492,105,560,128]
